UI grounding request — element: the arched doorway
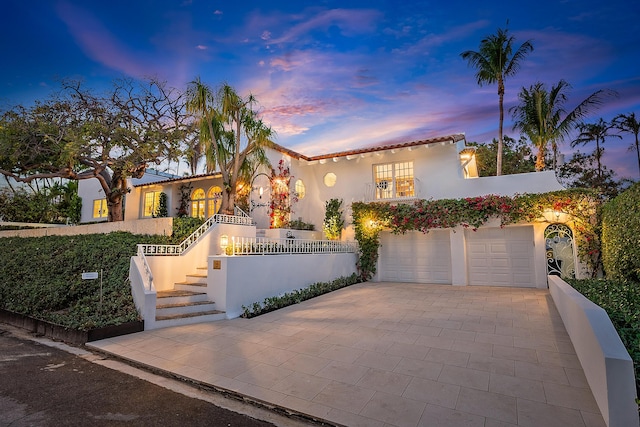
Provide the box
[545,223,576,279]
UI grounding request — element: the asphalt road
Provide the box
[0,326,312,427]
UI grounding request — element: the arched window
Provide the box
[191,188,206,218]
[207,186,223,216]
[545,223,576,279]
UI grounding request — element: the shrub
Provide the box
[323,198,345,240]
[171,216,205,242]
[241,273,360,318]
[0,232,166,330]
[602,182,640,282]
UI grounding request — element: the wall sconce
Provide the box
[259,186,264,198]
[220,235,229,251]
[554,210,561,221]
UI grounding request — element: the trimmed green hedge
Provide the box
[0,232,168,330]
[602,182,640,283]
[241,273,361,318]
[567,278,640,395]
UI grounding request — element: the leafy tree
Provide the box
[571,119,621,182]
[186,79,274,214]
[510,80,611,171]
[461,25,533,176]
[557,151,629,199]
[467,135,535,177]
[612,112,640,178]
[0,79,189,222]
[0,180,81,224]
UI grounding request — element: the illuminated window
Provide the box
[143,191,162,217]
[207,186,223,216]
[92,199,108,219]
[295,179,306,199]
[373,161,414,199]
[323,173,337,187]
[191,188,206,218]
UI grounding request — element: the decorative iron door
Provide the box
[545,223,575,279]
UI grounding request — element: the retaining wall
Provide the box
[548,275,639,427]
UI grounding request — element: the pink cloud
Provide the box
[55,2,151,78]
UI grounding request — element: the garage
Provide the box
[379,230,452,284]
[465,226,535,287]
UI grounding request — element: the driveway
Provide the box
[88,282,605,427]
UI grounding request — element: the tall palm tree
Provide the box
[186,79,274,214]
[510,80,610,171]
[185,77,220,174]
[571,119,621,181]
[461,26,533,176]
[612,112,640,177]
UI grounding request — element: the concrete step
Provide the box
[156,300,218,317]
[154,309,226,328]
[174,282,207,292]
[157,290,208,305]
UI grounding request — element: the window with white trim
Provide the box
[92,199,108,219]
[373,161,414,199]
[191,188,206,218]
[143,191,162,217]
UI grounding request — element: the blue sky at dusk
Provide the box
[2,0,639,178]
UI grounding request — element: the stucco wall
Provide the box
[0,217,173,238]
[208,252,357,319]
[548,275,638,427]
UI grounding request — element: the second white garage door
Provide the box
[465,226,535,287]
[379,230,452,284]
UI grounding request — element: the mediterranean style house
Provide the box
[78,133,573,325]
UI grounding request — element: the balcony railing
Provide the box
[363,178,422,202]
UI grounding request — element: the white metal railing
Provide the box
[227,236,358,255]
[139,213,254,256]
[137,244,154,290]
[234,206,252,219]
[363,178,422,202]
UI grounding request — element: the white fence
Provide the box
[227,236,358,255]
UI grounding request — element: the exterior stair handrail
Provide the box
[139,212,254,256]
[137,244,154,290]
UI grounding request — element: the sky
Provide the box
[2,0,639,179]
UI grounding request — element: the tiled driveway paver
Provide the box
[88,282,606,427]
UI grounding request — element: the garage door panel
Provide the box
[380,231,452,284]
[466,226,535,288]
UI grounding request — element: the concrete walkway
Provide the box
[88,282,605,427]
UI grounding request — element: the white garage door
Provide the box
[379,230,452,284]
[466,226,535,287]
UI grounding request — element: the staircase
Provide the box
[154,267,225,328]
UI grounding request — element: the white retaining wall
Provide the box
[0,217,173,238]
[548,275,638,427]
[208,253,357,319]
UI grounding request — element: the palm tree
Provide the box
[461,26,533,176]
[510,80,610,171]
[186,79,274,214]
[186,77,220,174]
[571,119,621,181]
[612,112,640,177]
